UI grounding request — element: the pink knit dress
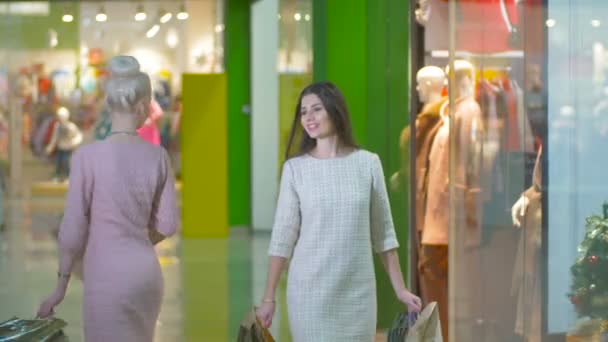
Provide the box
[57,139,179,342]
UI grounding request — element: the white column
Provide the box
[251,0,279,232]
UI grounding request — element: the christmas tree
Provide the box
[569,203,608,319]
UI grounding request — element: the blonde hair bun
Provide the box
[108,55,141,78]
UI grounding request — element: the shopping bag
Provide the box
[237,309,275,342]
[387,311,418,342]
[0,316,67,341]
[405,302,443,342]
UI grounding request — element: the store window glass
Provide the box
[446,0,542,340]
[0,0,224,197]
[410,0,547,340]
[409,0,608,340]
[278,0,312,166]
[546,0,608,339]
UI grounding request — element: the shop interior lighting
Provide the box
[135,4,147,21]
[147,24,160,38]
[215,24,225,33]
[96,6,107,22]
[304,14,311,21]
[278,14,282,20]
[177,3,188,20]
[166,27,179,48]
[294,12,302,21]
[62,13,74,22]
[592,19,601,28]
[160,10,172,24]
[546,18,556,28]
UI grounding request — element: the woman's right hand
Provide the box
[256,301,276,328]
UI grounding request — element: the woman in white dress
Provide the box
[256,82,421,341]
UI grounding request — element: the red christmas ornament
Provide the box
[589,255,599,264]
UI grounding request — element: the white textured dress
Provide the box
[268,149,399,342]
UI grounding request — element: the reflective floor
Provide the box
[0,199,391,341]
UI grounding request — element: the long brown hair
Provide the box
[285,82,358,160]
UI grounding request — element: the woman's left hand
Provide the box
[37,287,67,318]
[397,289,422,313]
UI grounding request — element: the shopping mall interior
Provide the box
[1,0,608,341]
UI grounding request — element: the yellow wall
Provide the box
[278,73,312,166]
[181,74,228,238]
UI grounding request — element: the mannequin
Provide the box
[391,66,446,192]
[511,146,542,342]
[420,59,483,341]
[391,66,446,307]
[46,107,83,182]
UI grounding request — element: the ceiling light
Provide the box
[147,24,160,38]
[95,6,107,22]
[135,4,146,21]
[62,14,73,22]
[294,13,301,21]
[166,28,179,48]
[304,14,311,21]
[215,24,225,33]
[592,19,601,28]
[160,11,172,24]
[177,3,188,20]
[546,18,556,28]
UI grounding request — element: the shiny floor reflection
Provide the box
[0,197,388,341]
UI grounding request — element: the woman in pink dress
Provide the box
[137,98,163,145]
[37,55,179,342]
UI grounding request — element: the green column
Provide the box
[225,1,253,338]
[313,0,411,329]
[225,0,251,227]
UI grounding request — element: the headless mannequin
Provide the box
[511,147,542,342]
[46,107,83,182]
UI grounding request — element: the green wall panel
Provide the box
[314,0,368,146]
[0,2,80,50]
[225,0,251,227]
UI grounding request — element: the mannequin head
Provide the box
[56,106,70,123]
[416,66,445,104]
[106,55,151,128]
[445,60,475,98]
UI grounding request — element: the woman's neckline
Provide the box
[306,149,360,161]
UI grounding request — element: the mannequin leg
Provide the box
[419,244,449,341]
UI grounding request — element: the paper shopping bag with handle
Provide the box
[405,301,443,342]
[237,309,275,342]
[387,311,418,342]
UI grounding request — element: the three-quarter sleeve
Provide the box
[268,161,301,258]
[150,148,180,237]
[58,149,92,257]
[370,154,400,253]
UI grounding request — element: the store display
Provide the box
[510,147,542,342]
[391,66,446,302]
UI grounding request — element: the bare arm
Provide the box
[262,256,288,301]
[380,248,407,294]
[380,248,422,312]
